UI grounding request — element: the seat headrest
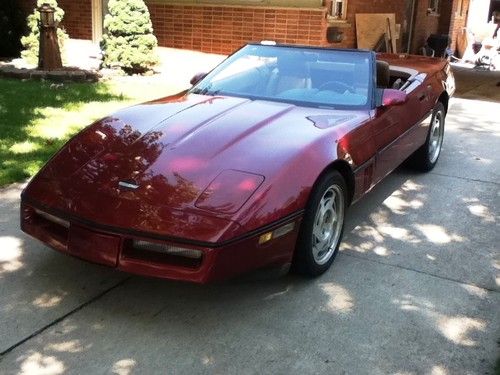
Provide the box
[277,52,309,76]
[376,60,390,88]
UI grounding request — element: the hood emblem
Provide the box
[118,180,140,190]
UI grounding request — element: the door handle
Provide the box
[418,93,427,101]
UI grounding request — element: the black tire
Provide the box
[293,170,347,276]
[408,102,446,172]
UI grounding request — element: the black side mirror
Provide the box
[190,72,207,86]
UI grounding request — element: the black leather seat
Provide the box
[376,60,390,89]
[267,53,311,95]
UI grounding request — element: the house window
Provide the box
[428,0,440,15]
[329,0,348,21]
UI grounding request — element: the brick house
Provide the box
[18,0,470,55]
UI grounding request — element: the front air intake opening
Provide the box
[32,208,70,245]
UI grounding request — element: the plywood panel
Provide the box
[356,13,398,53]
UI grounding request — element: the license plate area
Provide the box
[68,225,121,267]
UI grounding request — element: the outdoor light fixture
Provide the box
[327,27,344,43]
[38,3,56,27]
[37,3,62,70]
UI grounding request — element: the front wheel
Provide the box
[293,171,347,276]
[409,102,446,172]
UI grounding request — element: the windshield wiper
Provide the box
[191,84,221,96]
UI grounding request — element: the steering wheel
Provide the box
[318,80,355,93]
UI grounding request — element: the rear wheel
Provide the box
[409,102,446,172]
[293,171,347,276]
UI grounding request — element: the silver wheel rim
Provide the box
[428,111,444,164]
[312,185,344,265]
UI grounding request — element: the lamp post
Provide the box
[38,3,62,70]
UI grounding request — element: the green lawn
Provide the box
[0,78,181,187]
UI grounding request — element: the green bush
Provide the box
[0,0,25,58]
[101,0,159,74]
[20,0,68,65]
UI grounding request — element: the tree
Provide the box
[20,0,68,65]
[0,0,25,58]
[101,0,159,74]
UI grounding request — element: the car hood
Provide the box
[24,93,367,241]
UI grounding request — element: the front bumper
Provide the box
[21,201,302,283]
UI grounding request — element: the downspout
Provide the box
[407,0,417,53]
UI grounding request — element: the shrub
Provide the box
[20,0,68,65]
[101,0,159,74]
[0,0,25,58]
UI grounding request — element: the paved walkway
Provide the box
[452,65,500,102]
[0,58,498,375]
[63,39,225,90]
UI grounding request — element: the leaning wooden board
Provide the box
[356,13,398,53]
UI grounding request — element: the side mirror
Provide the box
[190,72,207,86]
[380,89,408,107]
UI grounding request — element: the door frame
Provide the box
[91,0,106,43]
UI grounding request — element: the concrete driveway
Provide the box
[0,90,499,373]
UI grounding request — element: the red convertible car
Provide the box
[21,43,455,283]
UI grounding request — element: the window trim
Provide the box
[427,0,440,16]
[327,0,348,22]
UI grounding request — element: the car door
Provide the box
[371,75,431,184]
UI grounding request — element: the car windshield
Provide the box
[190,44,373,109]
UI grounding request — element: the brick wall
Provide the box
[147,0,412,54]
[19,0,34,16]
[410,0,470,55]
[410,1,441,54]
[17,0,466,57]
[58,0,93,40]
[147,2,328,54]
[17,0,92,40]
[448,0,470,53]
[439,0,454,35]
